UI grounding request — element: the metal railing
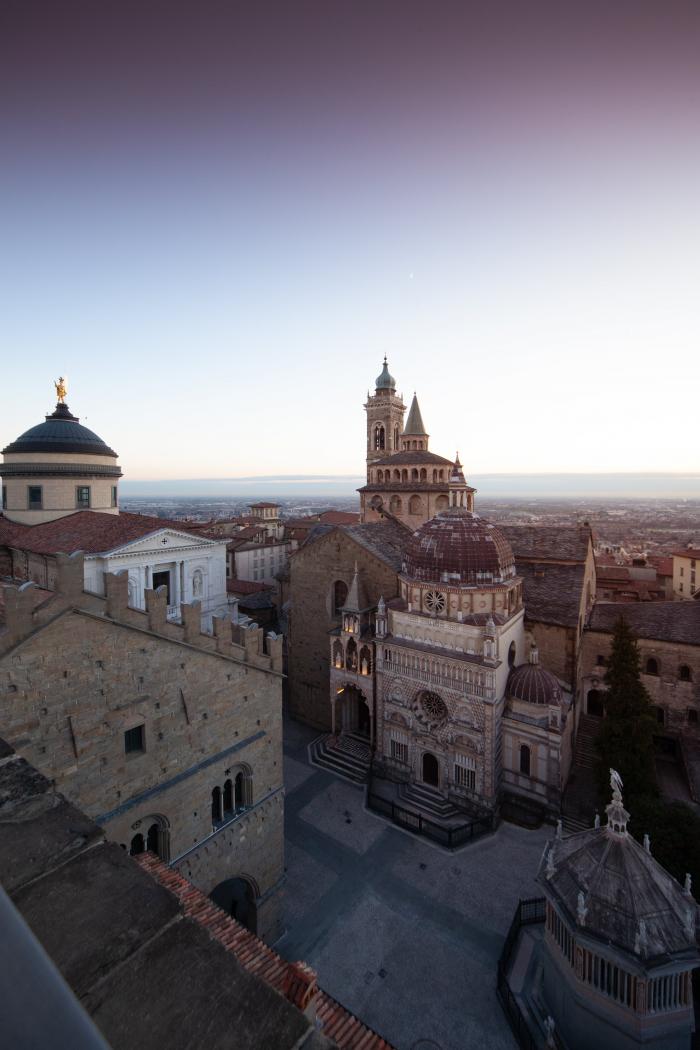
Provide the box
[496,897,547,1050]
[366,790,494,849]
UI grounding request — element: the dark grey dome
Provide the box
[3,403,118,457]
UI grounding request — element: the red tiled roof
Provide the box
[0,510,222,556]
[137,854,394,1050]
[647,556,673,577]
[673,548,700,561]
[226,578,273,595]
[317,510,361,525]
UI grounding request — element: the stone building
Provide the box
[672,547,700,600]
[579,601,700,798]
[359,358,455,529]
[288,359,586,820]
[0,387,229,622]
[535,775,699,1050]
[0,551,285,941]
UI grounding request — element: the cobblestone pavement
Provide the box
[277,718,551,1050]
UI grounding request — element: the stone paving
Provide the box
[277,718,552,1050]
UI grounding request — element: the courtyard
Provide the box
[277,718,551,1050]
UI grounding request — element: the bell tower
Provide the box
[365,357,405,479]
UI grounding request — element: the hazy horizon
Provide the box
[120,471,700,501]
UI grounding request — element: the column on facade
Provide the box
[179,561,186,606]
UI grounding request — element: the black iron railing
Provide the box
[366,790,494,849]
[496,897,547,1050]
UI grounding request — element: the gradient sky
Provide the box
[2,1,699,482]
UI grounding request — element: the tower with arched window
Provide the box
[364,357,406,472]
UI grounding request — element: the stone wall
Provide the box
[0,554,285,941]
[287,528,400,729]
[580,628,700,740]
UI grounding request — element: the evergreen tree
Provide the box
[595,616,658,801]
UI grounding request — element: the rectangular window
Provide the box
[76,486,91,508]
[27,485,43,509]
[111,485,118,508]
[680,566,685,576]
[390,738,408,765]
[1,485,6,510]
[455,754,476,790]
[124,724,145,754]
[689,709,698,724]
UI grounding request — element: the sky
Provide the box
[2,1,699,483]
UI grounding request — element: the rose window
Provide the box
[418,691,448,727]
[424,590,446,614]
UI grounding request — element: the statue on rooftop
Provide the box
[54,376,68,403]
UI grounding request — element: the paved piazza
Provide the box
[277,718,551,1050]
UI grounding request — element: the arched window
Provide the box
[411,468,419,480]
[409,495,422,515]
[401,469,408,482]
[655,706,665,725]
[223,779,234,816]
[235,772,245,810]
[146,823,159,854]
[646,657,659,676]
[346,637,358,671]
[359,646,372,676]
[374,424,385,451]
[435,495,448,511]
[679,665,692,682]
[394,425,399,449]
[377,469,383,483]
[439,470,445,482]
[508,641,517,668]
[519,745,531,776]
[394,469,401,482]
[389,494,402,514]
[211,785,222,825]
[333,639,344,669]
[333,580,348,615]
[130,833,145,856]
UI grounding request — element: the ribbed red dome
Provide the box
[509,663,562,705]
[403,511,516,585]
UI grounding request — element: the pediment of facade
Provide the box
[103,529,220,558]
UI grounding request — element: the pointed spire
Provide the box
[402,393,427,435]
[343,561,368,612]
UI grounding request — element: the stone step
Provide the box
[398,782,462,820]
[308,735,370,785]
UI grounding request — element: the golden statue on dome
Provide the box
[54,376,68,403]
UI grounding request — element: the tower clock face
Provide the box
[425,590,446,614]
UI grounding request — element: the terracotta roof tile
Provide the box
[0,510,221,556]
[136,854,394,1049]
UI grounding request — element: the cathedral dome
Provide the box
[509,648,562,705]
[3,403,118,458]
[403,511,516,585]
[375,357,396,391]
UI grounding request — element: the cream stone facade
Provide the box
[1,393,230,626]
[0,553,285,941]
[672,548,700,600]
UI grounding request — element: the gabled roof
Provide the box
[518,562,586,628]
[502,524,592,564]
[402,394,427,436]
[589,601,700,645]
[0,511,222,557]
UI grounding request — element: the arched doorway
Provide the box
[357,697,370,737]
[210,877,258,933]
[422,752,439,787]
[587,689,605,717]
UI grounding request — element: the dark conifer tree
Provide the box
[595,616,658,801]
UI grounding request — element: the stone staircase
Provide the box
[308,733,371,784]
[561,715,601,834]
[397,782,464,823]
